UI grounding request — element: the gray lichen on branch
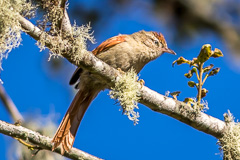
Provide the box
[218,111,240,160]
[109,68,141,124]
[0,0,35,70]
[0,120,102,160]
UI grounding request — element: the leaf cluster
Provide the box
[172,44,223,110]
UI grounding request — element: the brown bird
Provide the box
[52,30,176,154]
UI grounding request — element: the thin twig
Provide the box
[14,137,41,150]
[58,0,73,36]
[0,84,23,122]
[195,69,200,80]
[197,63,203,104]
[202,74,208,84]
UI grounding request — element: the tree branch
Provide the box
[0,120,102,160]
[0,84,23,122]
[61,8,72,35]
[140,86,226,138]
[57,0,72,36]
[17,15,227,139]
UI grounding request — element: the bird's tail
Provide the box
[52,88,98,154]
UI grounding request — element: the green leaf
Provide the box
[170,91,181,100]
[191,67,197,73]
[203,64,214,73]
[211,48,223,58]
[188,81,196,88]
[201,88,208,98]
[172,56,191,67]
[190,58,198,66]
[209,68,220,76]
[184,67,198,79]
[184,73,192,78]
[170,91,181,96]
[197,44,212,63]
[183,97,194,103]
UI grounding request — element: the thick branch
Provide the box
[0,120,102,160]
[140,86,226,138]
[18,15,119,84]
[18,15,226,139]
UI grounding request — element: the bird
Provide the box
[52,30,176,154]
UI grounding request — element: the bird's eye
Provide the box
[154,40,159,46]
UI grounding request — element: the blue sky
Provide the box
[0,1,240,159]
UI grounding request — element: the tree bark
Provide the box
[0,120,102,160]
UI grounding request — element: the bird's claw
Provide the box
[138,79,145,88]
[117,68,125,74]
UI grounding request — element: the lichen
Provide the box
[218,110,240,160]
[0,0,34,70]
[193,98,208,112]
[109,68,141,125]
[185,97,209,113]
[36,0,64,34]
[36,22,95,63]
[0,0,35,83]
[36,32,65,61]
[36,32,49,52]
[70,22,95,64]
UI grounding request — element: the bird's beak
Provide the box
[162,48,176,55]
